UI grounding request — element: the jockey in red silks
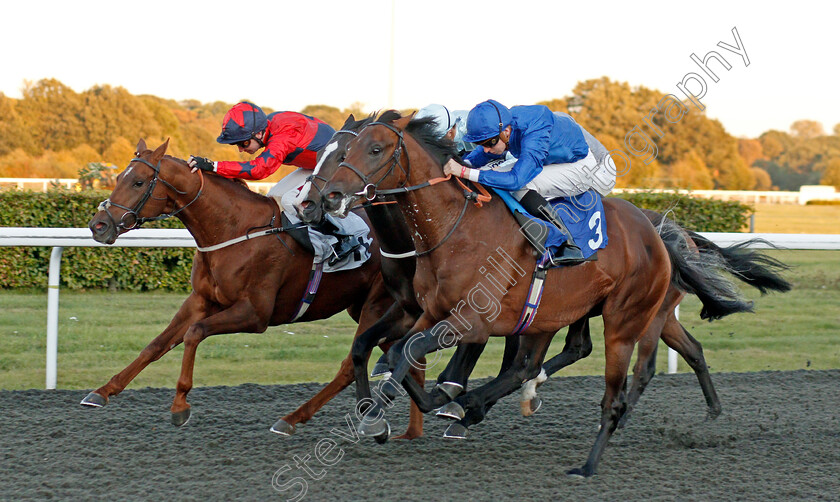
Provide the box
[188,101,362,263]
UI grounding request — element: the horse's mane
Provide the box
[373,110,458,165]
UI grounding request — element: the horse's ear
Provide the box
[135,139,147,155]
[393,114,413,130]
[341,114,356,129]
[150,138,170,164]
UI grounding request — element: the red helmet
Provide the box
[217,101,268,144]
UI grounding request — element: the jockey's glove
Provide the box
[188,155,217,172]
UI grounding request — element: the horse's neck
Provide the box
[397,164,479,253]
[364,203,414,252]
[173,171,275,247]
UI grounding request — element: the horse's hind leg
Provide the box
[660,314,721,419]
[617,314,665,429]
[273,302,408,436]
[81,292,212,408]
[521,317,592,416]
[171,298,267,426]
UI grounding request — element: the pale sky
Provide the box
[1,0,836,138]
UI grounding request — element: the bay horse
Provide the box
[312,113,757,476]
[84,138,424,438]
[296,113,527,435]
[300,116,792,437]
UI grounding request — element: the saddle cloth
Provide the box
[273,193,373,273]
[492,188,608,261]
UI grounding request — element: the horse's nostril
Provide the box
[94,222,106,231]
[301,200,313,210]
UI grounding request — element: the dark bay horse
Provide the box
[84,138,424,437]
[296,113,526,438]
[311,113,761,476]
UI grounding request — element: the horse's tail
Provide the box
[684,231,793,295]
[651,214,759,321]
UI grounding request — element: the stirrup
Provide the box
[328,236,362,266]
[546,243,586,267]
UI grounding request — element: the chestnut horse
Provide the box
[312,113,754,476]
[84,138,423,437]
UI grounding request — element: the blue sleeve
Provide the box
[464,148,503,167]
[475,109,552,190]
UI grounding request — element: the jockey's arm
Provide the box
[464,119,552,191]
[215,132,299,180]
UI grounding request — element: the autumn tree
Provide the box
[738,138,764,167]
[822,158,840,188]
[790,119,825,139]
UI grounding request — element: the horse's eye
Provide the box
[133,180,144,188]
[371,147,382,155]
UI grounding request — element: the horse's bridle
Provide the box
[97,156,204,232]
[327,121,488,258]
[337,121,410,201]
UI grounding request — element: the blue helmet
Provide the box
[217,101,268,144]
[463,99,512,143]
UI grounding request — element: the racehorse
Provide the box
[299,116,793,435]
[297,113,526,434]
[84,138,424,438]
[310,112,762,476]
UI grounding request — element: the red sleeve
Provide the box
[215,121,305,180]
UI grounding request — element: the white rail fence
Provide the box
[1,227,839,389]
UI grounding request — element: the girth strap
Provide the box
[290,260,325,322]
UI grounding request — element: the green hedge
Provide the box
[1,188,751,290]
[615,191,752,233]
[1,188,193,291]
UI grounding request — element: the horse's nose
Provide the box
[324,192,343,211]
[88,215,116,244]
[297,198,321,224]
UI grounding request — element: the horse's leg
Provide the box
[520,317,592,416]
[443,332,554,438]
[357,317,463,439]
[617,314,665,429]
[436,334,520,420]
[659,315,721,419]
[568,310,657,477]
[170,298,267,426]
[271,302,409,436]
[394,363,425,440]
[81,292,212,407]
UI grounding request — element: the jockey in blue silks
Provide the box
[444,99,616,264]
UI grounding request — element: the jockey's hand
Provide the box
[188,155,217,173]
[444,158,462,177]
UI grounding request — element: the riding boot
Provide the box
[312,217,363,266]
[518,190,585,265]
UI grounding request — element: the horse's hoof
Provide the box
[171,408,191,427]
[270,419,296,436]
[434,381,464,400]
[373,420,391,444]
[521,395,543,417]
[566,466,594,478]
[358,416,390,438]
[443,423,468,439]
[80,392,108,408]
[436,401,465,420]
[370,362,390,378]
[707,406,722,421]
